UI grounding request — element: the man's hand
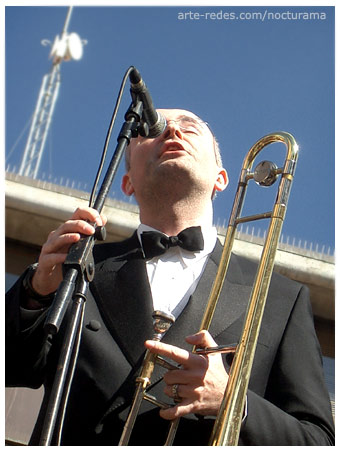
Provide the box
[31,207,107,296]
[145,330,228,420]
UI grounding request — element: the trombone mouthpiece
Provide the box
[152,310,175,340]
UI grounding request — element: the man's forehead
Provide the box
[157,108,202,122]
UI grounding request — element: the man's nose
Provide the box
[162,120,183,139]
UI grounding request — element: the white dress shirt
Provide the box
[137,224,217,320]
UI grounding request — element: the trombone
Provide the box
[119,131,299,446]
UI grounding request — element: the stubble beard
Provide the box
[139,158,211,218]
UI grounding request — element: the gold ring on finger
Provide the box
[172,383,181,402]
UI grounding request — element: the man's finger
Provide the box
[185,329,218,348]
[71,207,105,226]
[145,340,193,367]
[159,400,194,420]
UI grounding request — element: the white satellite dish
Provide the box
[66,32,83,61]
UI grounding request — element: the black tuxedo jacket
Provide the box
[5,233,334,445]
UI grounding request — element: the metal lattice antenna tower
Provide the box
[18,7,85,179]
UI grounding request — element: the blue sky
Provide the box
[4,3,335,252]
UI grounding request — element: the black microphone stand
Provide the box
[39,100,144,446]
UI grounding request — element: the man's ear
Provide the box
[214,168,228,193]
[121,173,134,196]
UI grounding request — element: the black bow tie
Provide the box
[140,226,204,260]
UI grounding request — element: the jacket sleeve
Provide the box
[239,285,334,445]
[5,269,52,389]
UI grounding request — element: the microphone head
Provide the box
[129,67,142,85]
[129,67,166,138]
[147,112,167,138]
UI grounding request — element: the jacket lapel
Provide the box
[91,235,154,366]
[162,240,253,351]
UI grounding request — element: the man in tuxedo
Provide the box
[6,109,334,445]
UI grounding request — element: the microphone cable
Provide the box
[89,65,135,208]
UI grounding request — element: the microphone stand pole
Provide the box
[39,100,143,445]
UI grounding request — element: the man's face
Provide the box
[122,109,226,202]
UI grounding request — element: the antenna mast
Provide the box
[18,7,85,179]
